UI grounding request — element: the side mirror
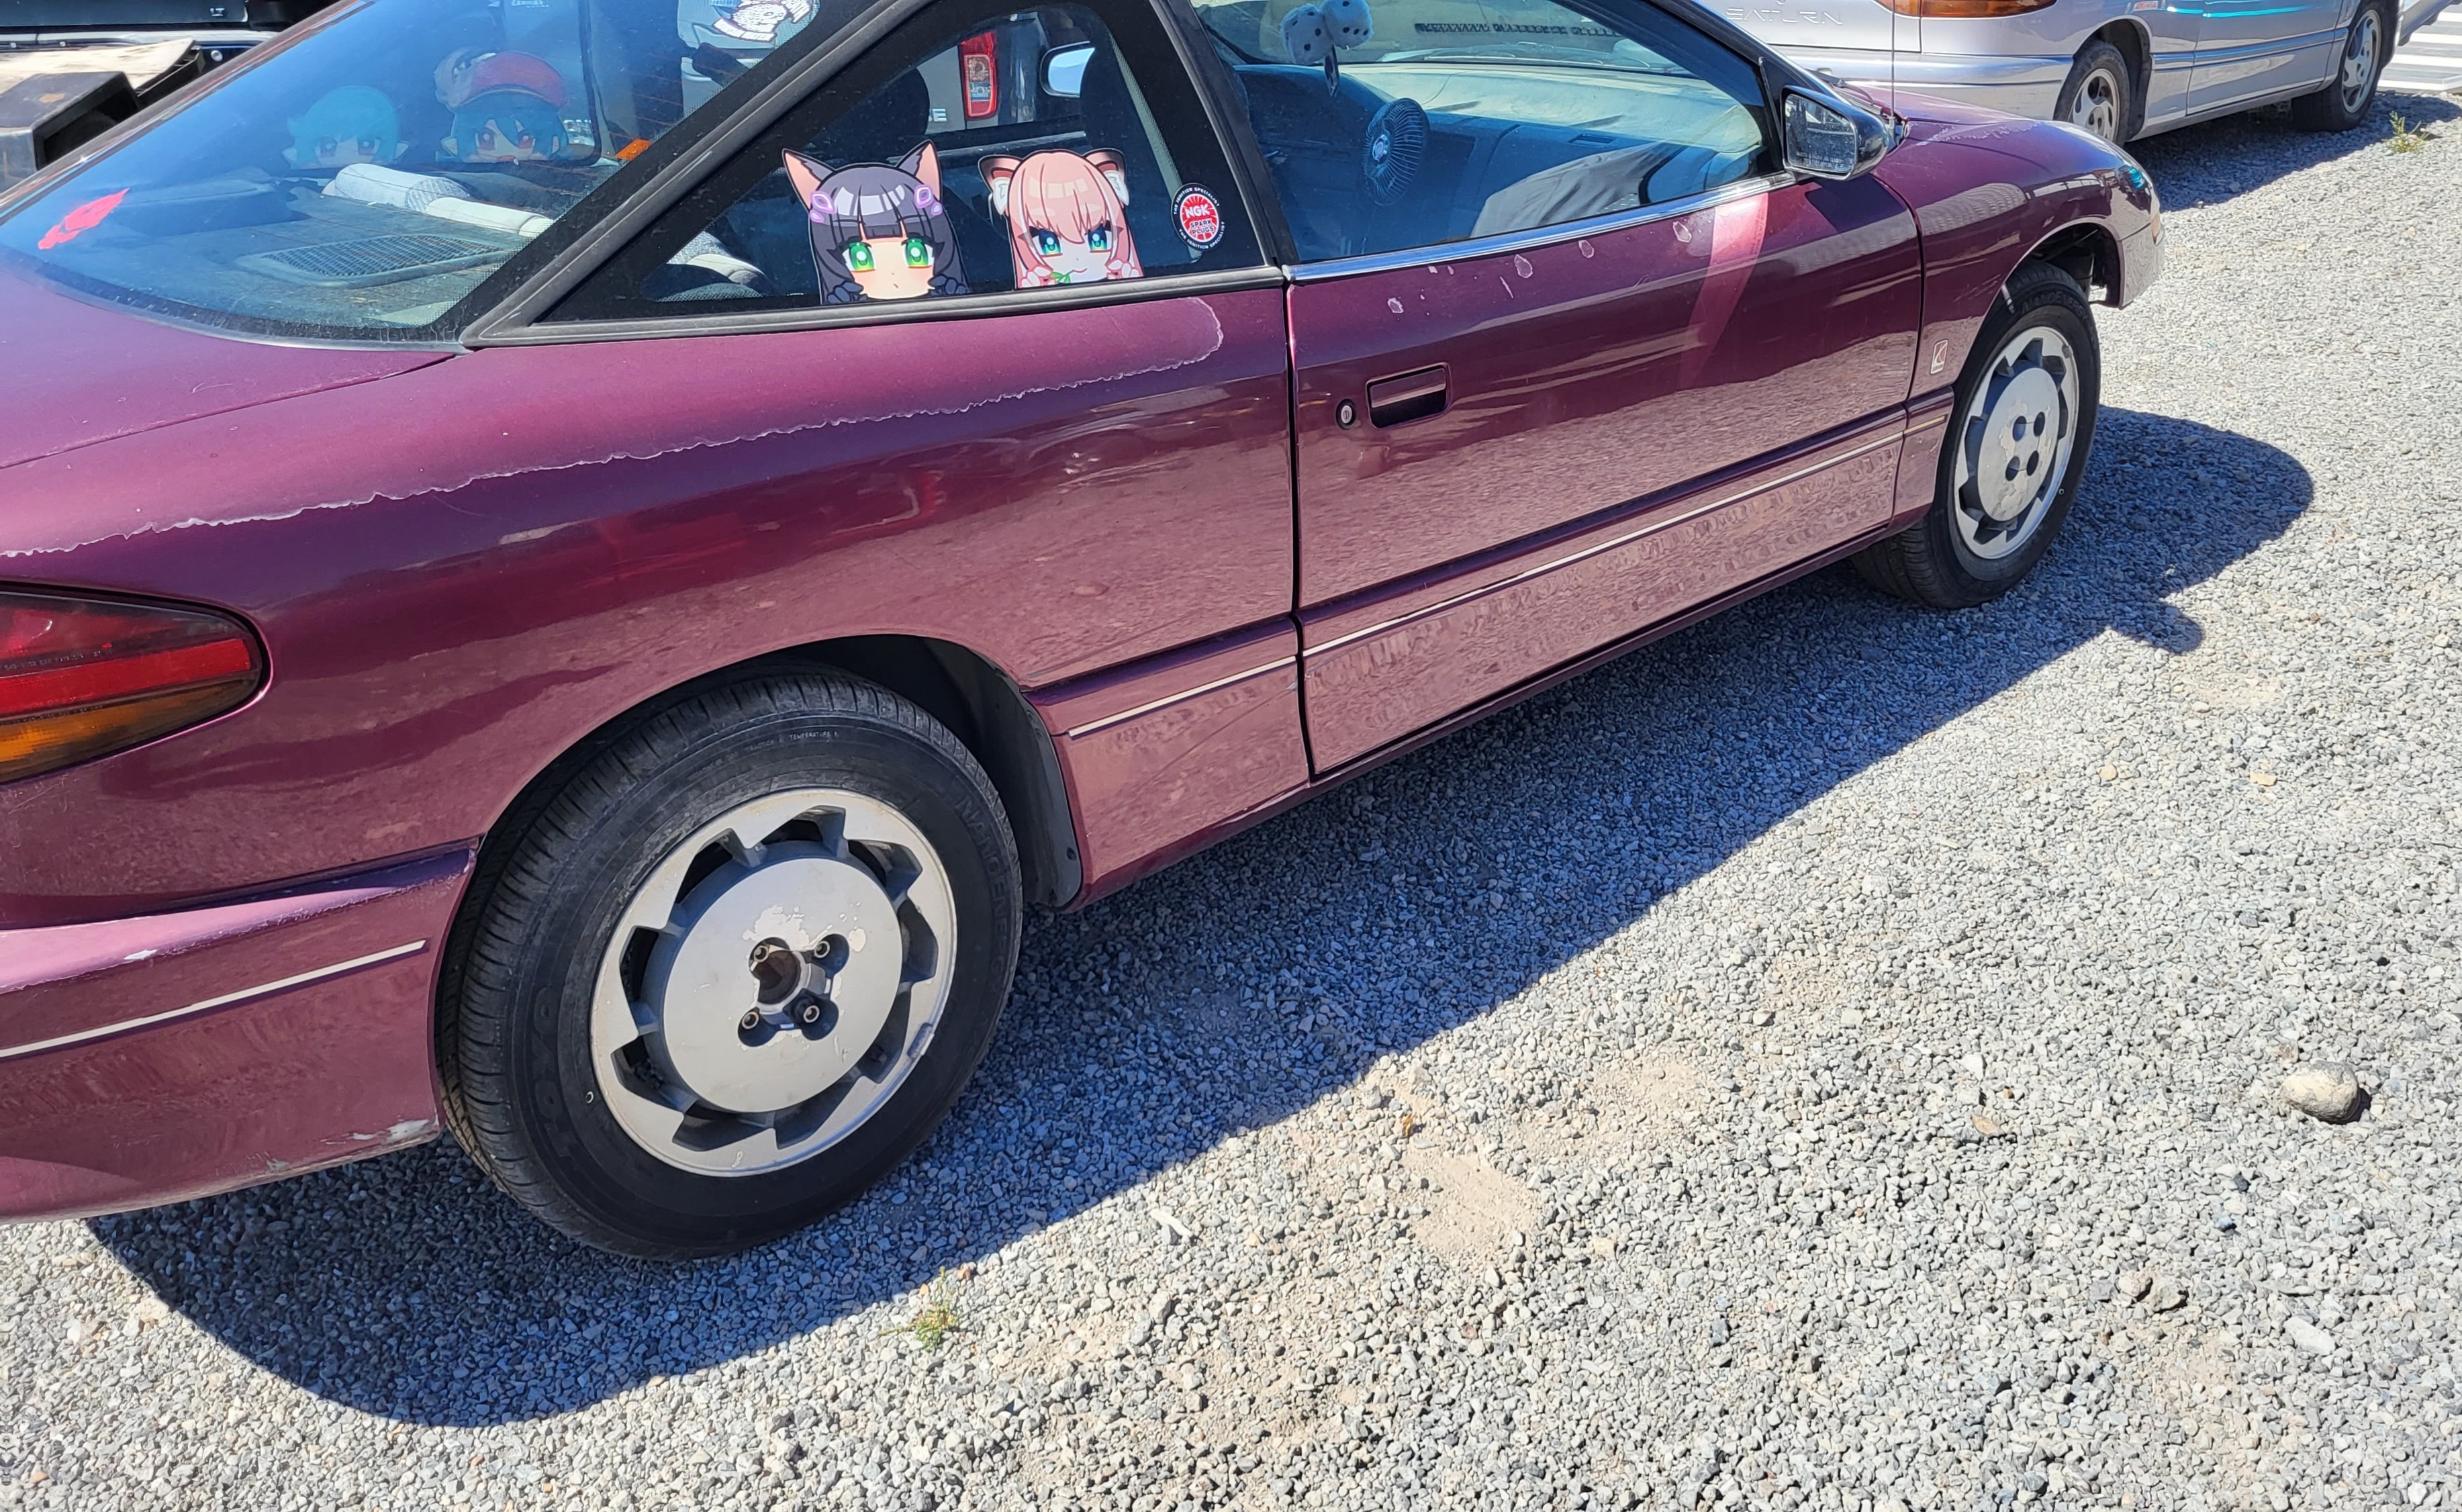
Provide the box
[1043,42,1096,97]
[1781,89,1891,180]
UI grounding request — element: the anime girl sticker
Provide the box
[712,0,815,43]
[784,141,969,303]
[980,149,1143,287]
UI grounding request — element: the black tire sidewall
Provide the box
[2341,1,2390,124]
[1922,273,2101,598]
[2058,42,2134,144]
[2295,0,2390,128]
[481,692,1019,1257]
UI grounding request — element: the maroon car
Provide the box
[0,0,2158,1256]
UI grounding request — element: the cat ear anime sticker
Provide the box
[981,149,1143,287]
[784,141,969,303]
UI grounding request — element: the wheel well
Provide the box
[785,637,1081,906]
[2028,223,2124,307]
[2091,21,2151,138]
[474,637,1082,912]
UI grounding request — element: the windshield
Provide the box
[0,0,813,340]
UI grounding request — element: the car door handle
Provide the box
[1366,365,1448,428]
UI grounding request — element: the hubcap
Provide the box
[2069,66,2122,142]
[2341,11,2381,107]
[590,790,956,1176]
[1954,323,2081,561]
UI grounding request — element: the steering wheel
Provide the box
[1360,97,1427,206]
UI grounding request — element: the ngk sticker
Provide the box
[1174,185,1224,249]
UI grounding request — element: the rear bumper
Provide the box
[0,847,471,1222]
[1787,47,2072,119]
[1893,54,2070,119]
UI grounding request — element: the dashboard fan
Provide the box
[1360,97,1426,206]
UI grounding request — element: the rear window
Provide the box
[0,0,803,340]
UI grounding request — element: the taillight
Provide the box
[0,589,263,783]
[1883,0,2055,13]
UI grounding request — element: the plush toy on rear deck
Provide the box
[286,86,405,169]
[441,52,571,163]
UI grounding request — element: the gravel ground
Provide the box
[5,91,2461,1512]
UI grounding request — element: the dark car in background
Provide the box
[1,0,338,185]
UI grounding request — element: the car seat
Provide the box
[1070,41,1184,271]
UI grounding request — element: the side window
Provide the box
[1190,0,1770,262]
[552,0,1263,319]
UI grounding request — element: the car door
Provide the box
[2132,0,2209,132]
[1189,0,1922,770]
[2190,0,2349,109]
[522,0,1308,894]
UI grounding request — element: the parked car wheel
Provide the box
[2054,40,2135,144]
[437,671,1022,1259]
[2291,0,2389,130]
[1852,261,2101,610]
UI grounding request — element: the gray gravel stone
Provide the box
[2283,1317,2338,1355]
[3,88,2459,1512]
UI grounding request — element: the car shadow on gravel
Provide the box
[93,408,2309,1426]
[2128,91,2460,209]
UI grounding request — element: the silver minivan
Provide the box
[1723,0,2402,142]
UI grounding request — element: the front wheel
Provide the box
[2291,0,2389,131]
[1851,261,2101,610]
[436,671,1022,1259]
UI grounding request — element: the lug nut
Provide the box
[740,1008,763,1031]
[798,1002,823,1025]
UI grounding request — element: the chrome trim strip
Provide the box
[0,941,430,1062]
[2187,30,2343,64]
[1288,175,1792,286]
[1063,658,1294,739]
[1308,429,1903,658]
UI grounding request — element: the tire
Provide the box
[436,671,1021,1259]
[2054,39,2135,144]
[2291,0,2389,131]
[1852,261,2101,610]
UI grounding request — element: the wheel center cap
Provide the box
[644,845,904,1114]
[1977,366,2062,521]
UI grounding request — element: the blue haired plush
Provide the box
[286,85,404,169]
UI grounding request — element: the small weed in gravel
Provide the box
[2388,113,2434,152]
[887,1271,962,1351]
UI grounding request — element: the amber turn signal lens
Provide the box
[0,589,263,783]
[1881,0,2056,13]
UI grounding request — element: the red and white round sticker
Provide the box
[1174,185,1224,250]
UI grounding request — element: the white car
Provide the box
[1722,0,2412,142]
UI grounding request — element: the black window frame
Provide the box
[464,0,1286,344]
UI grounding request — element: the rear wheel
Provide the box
[2056,40,2134,144]
[1852,261,2101,610]
[437,671,1021,1259]
[2291,0,2389,130]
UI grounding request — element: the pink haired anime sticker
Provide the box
[980,148,1143,287]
